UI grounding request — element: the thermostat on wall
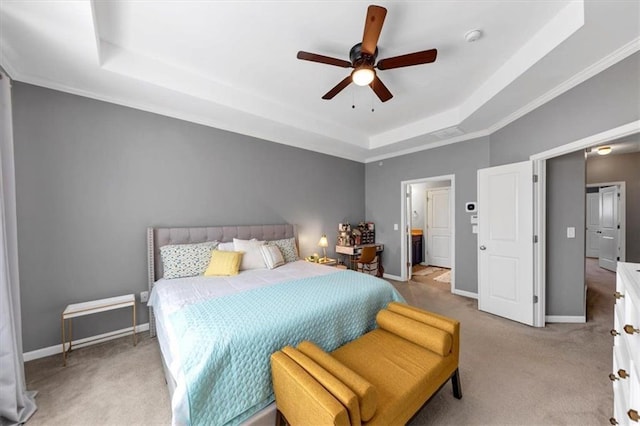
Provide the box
[465,202,477,213]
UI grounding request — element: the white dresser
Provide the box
[611,262,640,425]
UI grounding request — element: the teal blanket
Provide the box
[169,270,404,425]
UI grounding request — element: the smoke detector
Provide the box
[465,30,482,43]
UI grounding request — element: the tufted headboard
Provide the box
[146,224,297,336]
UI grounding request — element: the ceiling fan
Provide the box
[297,5,438,103]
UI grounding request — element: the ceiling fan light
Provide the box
[597,146,612,155]
[352,66,375,86]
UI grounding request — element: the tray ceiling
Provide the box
[1,1,638,162]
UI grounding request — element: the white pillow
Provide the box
[233,238,266,270]
[217,242,235,251]
[260,245,285,270]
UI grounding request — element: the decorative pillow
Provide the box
[268,237,299,263]
[233,238,267,270]
[260,245,285,270]
[217,242,235,251]
[204,250,243,276]
[160,241,219,279]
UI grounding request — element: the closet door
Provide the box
[598,185,619,272]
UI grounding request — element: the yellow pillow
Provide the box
[204,250,243,276]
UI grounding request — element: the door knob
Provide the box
[479,245,486,250]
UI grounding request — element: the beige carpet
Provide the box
[24,258,614,425]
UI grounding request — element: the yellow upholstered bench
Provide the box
[270,302,461,425]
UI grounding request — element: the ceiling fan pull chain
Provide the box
[352,87,356,109]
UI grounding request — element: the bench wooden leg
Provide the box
[451,368,462,399]
[275,409,287,426]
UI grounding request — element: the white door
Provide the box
[585,191,600,258]
[426,188,451,268]
[478,161,534,326]
[406,184,413,279]
[598,185,619,272]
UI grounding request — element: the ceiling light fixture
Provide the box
[597,146,612,155]
[351,65,375,86]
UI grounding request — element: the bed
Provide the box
[146,224,404,426]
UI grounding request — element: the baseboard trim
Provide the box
[383,273,403,281]
[452,289,478,299]
[545,315,586,323]
[23,323,149,362]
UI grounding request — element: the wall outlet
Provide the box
[394,223,399,231]
[140,291,149,303]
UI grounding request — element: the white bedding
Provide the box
[148,260,339,425]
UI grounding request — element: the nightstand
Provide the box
[61,294,136,366]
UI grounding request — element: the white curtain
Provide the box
[0,71,37,424]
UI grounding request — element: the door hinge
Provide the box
[533,295,539,304]
[533,235,538,243]
[533,174,538,183]
[617,257,620,261]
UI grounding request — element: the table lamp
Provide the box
[318,234,329,261]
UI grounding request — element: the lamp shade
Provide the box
[318,235,329,248]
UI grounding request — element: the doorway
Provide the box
[400,175,455,293]
[531,120,639,326]
[585,182,626,272]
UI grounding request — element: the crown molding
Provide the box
[364,37,640,163]
[487,37,640,135]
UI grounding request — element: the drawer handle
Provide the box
[610,417,618,425]
[629,409,639,422]
[614,291,624,299]
[624,324,640,335]
[611,329,620,336]
[610,370,629,381]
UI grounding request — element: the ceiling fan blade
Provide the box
[377,49,438,70]
[369,75,393,102]
[322,76,353,100]
[361,5,387,55]
[297,51,352,68]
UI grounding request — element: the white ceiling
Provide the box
[1,1,639,162]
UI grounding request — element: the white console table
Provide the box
[61,294,136,366]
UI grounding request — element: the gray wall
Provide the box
[12,83,365,352]
[365,137,490,292]
[364,52,639,313]
[587,151,640,262]
[546,151,586,317]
